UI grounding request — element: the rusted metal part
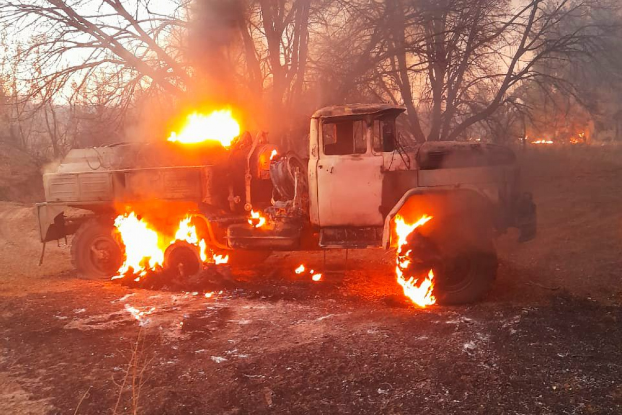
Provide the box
[380,170,418,217]
[270,155,306,201]
[44,166,210,204]
[35,203,66,242]
[164,241,202,276]
[515,192,537,242]
[312,104,405,119]
[244,133,261,211]
[381,187,496,249]
[319,227,383,248]
[417,141,516,169]
[227,221,302,250]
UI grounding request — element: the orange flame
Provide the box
[248,210,267,228]
[113,213,164,278]
[293,264,322,281]
[175,217,208,262]
[531,139,553,144]
[113,213,228,279]
[167,110,240,147]
[394,214,436,307]
[213,254,229,265]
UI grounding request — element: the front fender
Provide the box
[381,186,495,248]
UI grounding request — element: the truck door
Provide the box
[316,118,384,227]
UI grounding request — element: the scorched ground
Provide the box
[1,146,622,414]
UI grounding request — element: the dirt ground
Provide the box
[1,146,622,414]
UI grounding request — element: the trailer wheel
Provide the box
[71,219,122,280]
[227,250,272,267]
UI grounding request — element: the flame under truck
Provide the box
[36,104,536,304]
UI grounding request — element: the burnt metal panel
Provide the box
[319,226,383,248]
[312,104,405,119]
[417,142,516,169]
[227,223,301,250]
[418,166,506,187]
[124,167,203,200]
[44,173,80,202]
[78,173,114,201]
[35,203,66,242]
[380,170,418,217]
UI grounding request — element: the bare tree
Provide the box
[0,0,191,104]
[320,0,621,142]
[2,0,621,152]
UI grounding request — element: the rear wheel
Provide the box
[71,219,122,280]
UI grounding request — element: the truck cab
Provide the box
[305,104,534,251]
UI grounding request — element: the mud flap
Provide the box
[35,203,67,243]
[515,193,537,242]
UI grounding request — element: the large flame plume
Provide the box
[112,213,228,280]
[167,110,240,147]
[113,213,164,278]
[394,214,436,307]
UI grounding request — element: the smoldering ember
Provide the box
[1,1,622,414]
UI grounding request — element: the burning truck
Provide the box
[35,104,536,306]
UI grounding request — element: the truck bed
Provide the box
[43,166,213,204]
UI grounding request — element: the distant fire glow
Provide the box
[394,214,436,307]
[295,264,305,274]
[531,139,554,145]
[167,110,240,147]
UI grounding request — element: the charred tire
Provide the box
[227,250,272,267]
[434,251,497,305]
[424,207,497,305]
[71,219,122,280]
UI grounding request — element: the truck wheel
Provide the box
[433,251,497,305]
[71,219,122,280]
[227,250,272,267]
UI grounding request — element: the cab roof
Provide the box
[312,103,406,119]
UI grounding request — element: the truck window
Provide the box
[323,120,367,155]
[372,119,397,153]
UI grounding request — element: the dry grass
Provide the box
[113,328,154,415]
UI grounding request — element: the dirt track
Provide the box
[1,147,622,414]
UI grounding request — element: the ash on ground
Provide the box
[114,264,238,292]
